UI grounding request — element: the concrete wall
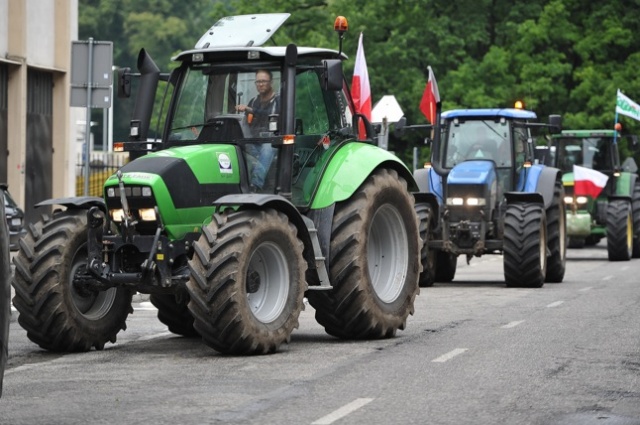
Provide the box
[0,0,79,208]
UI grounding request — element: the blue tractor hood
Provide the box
[447,160,497,186]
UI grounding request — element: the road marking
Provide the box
[501,320,525,329]
[432,348,468,363]
[312,398,374,424]
[547,301,564,308]
[136,331,173,341]
[579,287,593,292]
[602,275,613,281]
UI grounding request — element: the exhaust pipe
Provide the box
[130,48,160,142]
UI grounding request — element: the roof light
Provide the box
[334,16,348,33]
[514,100,525,109]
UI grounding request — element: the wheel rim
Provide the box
[367,204,409,303]
[70,247,118,320]
[627,213,633,250]
[540,218,547,271]
[246,241,289,323]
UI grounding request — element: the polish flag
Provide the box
[351,32,371,139]
[573,165,608,198]
[420,66,440,125]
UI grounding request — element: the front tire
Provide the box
[606,199,633,261]
[307,168,421,339]
[0,189,11,397]
[631,183,640,258]
[434,250,457,283]
[187,209,307,354]
[11,209,133,352]
[504,203,547,288]
[150,292,198,337]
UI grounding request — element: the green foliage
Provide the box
[79,0,640,167]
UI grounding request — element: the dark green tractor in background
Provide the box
[549,129,640,260]
[11,14,422,355]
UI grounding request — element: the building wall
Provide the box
[0,0,79,218]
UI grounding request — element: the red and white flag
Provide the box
[573,165,608,198]
[351,32,371,139]
[419,66,440,125]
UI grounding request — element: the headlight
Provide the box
[110,209,125,222]
[138,208,157,221]
[564,196,573,204]
[446,197,486,206]
[576,196,588,204]
[107,187,116,197]
[466,197,486,206]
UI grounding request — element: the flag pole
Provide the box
[614,88,619,145]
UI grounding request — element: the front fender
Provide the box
[35,196,106,213]
[311,143,413,209]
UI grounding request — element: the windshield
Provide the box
[555,137,612,172]
[443,119,511,168]
[167,63,283,143]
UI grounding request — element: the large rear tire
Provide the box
[11,209,133,352]
[545,182,567,283]
[606,199,633,261]
[186,209,307,354]
[150,292,198,337]
[632,183,640,258]
[0,189,11,397]
[307,168,421,339]
[504,203,547,288]
[416,203,435,287]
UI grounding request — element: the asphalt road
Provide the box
[2,241,640,425]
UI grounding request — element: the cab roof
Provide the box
[442,108,537,120]
[173,13,345,62]
[554,129,618,138]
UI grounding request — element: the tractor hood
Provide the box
[447,160,497,186]
[103,145,242,240]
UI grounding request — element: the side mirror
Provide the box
[548,114,562,134]
[393,116,407,138]
[322,59,343,91]
[117,67,131,98]
[621,157,638,173]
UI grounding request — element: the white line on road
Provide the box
[579,287,593,292]
[602,275,613,281]
[311,398,374,425]
[547,301,564,308]
[432,348,468,363]
[136,331,174,341]
[501,320,525,329]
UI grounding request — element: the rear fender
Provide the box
[310,143,414,209]
[516,165,561,208]
[414,167,444,206]
[612,172,636,197]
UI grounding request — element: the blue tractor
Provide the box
[413,108,566,287]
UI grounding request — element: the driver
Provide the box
[235,70,280,191]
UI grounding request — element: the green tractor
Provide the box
[549,129,640,260]
[11,14,422,355]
